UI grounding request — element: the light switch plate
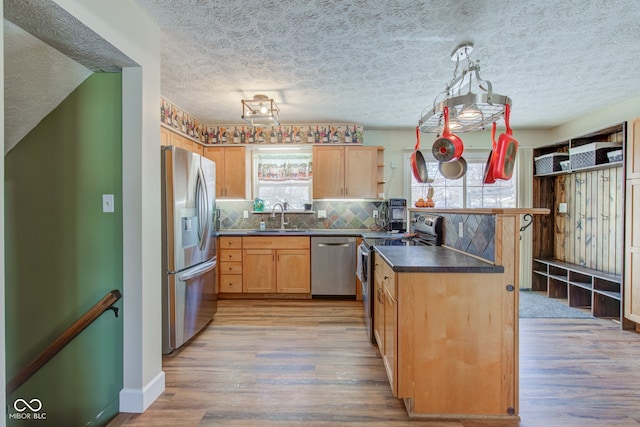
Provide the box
[318,210,327,219]
[102,194,114,213]
[458,222,464,238]
[243,210,249,218]
[373,210,379,218]
[558,202,568,213]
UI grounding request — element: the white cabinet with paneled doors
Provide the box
[625,117,640,325]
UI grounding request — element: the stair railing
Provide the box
[6,289,122,395]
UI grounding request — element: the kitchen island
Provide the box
[370,208,548,421]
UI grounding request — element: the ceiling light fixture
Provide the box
[418,43,512,134]
[241,94,280,127]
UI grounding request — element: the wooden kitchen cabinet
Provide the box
[313,146,382,199]
[219,237,243,293]
[378,259,397,396]
[243,249,276,293]
[161,126,203,155]
[160,126,171,146]
[373,260,384,351]
[373,255,398,396]
[276,250,311,293]
[242,236,310,294]
[203,146,247,199]
[375,256,517,418]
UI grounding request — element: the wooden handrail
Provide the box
[7,289,122,395]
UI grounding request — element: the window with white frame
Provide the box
[407,153,516,209]
[252,148,313,210]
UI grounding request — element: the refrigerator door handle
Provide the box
[177,258,217,282]
[195,166,211,251]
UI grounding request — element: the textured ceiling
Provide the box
[133,0,640,130]
[3,0,138,152]
[3,19,92,153]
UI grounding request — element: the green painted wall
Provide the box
[5,73,123,426]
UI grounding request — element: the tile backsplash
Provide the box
[220,202,498,262]
[218,200,385,230]
[411,212,496,262]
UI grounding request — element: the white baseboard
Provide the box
[118,371,165,413]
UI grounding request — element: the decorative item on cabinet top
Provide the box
[161,97,363,145]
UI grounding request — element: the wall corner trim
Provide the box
[118,371,165,413]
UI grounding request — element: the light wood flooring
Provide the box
[109,299,640,427]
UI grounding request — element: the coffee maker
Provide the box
[386,198,407,232]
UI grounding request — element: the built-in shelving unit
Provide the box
[533,258,622,318]
[534,160,623,177]
[531,122,628,326]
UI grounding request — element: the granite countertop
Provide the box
[218,229,393,237]
[374,245,504,273]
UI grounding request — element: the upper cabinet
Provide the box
[160,126,170,146]
[203,146,248,199]
[313,146,383,199]
[161,125,203,156]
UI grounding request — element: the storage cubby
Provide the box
[531,122,628,325]
[533,258,622,319]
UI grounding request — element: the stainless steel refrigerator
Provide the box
[161,145,217,354]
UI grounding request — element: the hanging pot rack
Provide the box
[418,43,512,134]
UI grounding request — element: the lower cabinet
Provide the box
[276,250,310,293]
[219,237,243,293]
[374,256,397,396]
[242,236,310,294]
[373,265,385,351]
[243,249,276,293]
[374,256,518,418]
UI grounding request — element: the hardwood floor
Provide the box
[109,299,640,427]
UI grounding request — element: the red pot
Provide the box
[432,106,464,162]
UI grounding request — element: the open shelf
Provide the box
[532,258,622,319]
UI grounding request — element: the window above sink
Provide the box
[252,148,312,210]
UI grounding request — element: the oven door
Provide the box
[357,243,375,343]
[356,242,369,283]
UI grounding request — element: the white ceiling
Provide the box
[132,0,640,130]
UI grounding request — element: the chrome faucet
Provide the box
[271,203,289,230]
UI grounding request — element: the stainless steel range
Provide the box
[357,214,444,343]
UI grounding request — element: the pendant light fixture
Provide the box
[418,43,512,134]
[241,94,280,127]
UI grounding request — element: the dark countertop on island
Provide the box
[374,245,504,273]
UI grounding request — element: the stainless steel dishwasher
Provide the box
[311,236,357,297]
